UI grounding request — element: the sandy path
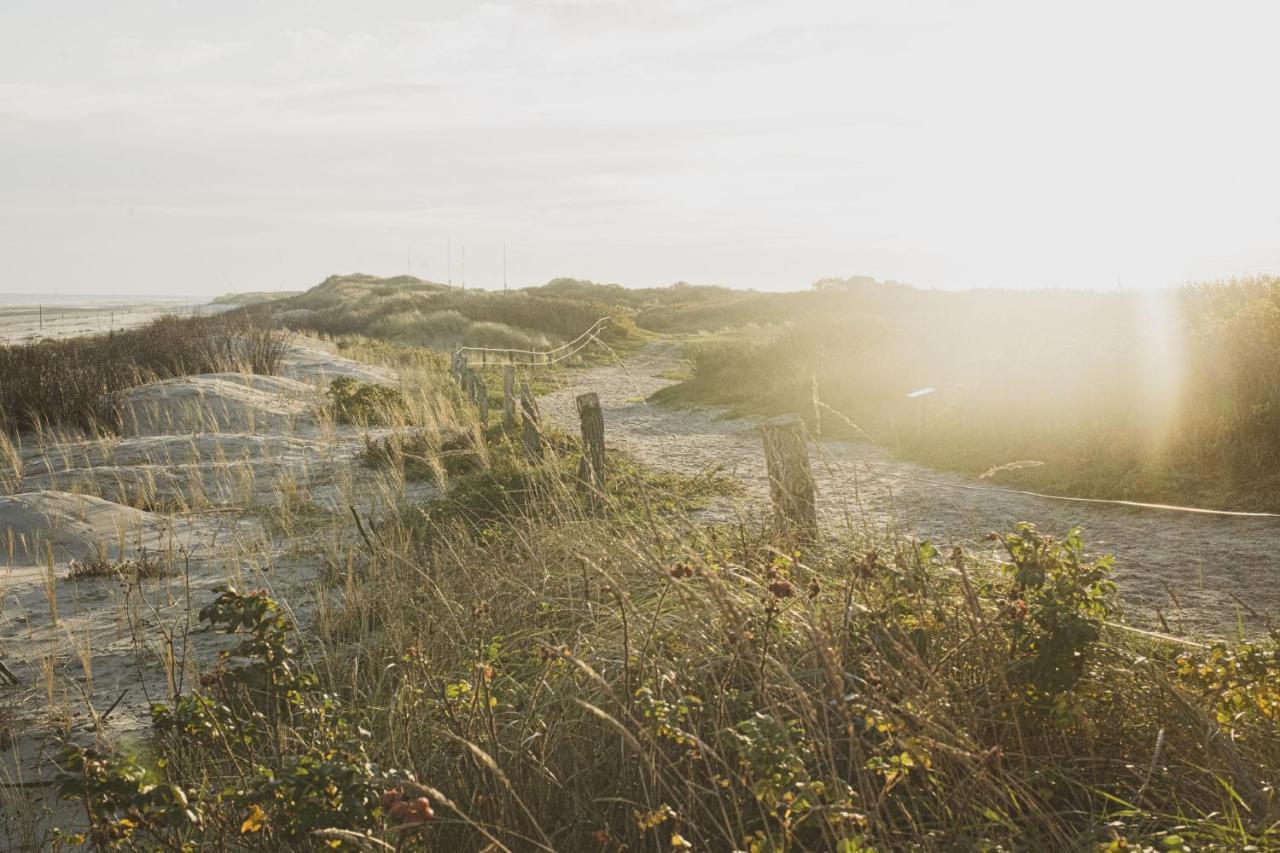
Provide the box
[540,342,1280,636]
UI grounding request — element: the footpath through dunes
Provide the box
[0,334,425,821]
[538,341,1280,637]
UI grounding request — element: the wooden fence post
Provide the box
[465,368,488,426]
[520,382,543,462]
[759,414,817,540]
[503,365,516,432]
[576,392,606,505]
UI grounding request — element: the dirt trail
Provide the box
[540,341,1279,636]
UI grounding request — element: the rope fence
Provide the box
[453,316,611,368]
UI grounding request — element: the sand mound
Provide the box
[118,373,318,436]
[281,336,395,385]
[21,433,333,507]
[0,491,177,562]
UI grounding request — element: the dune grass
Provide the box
[31,327,1280,852]
[268,274,641,356]
[0,311,289,434]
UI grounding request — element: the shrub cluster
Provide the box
[56,467,1280,849]
[325,376,408,426]
[0,311,288,433]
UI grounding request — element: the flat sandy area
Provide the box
[0,300,209,345]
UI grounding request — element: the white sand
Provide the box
[0,491,178,563]
[0,333,424,834]
[0,302,202,345]
[19,433,336,508]
[280,335,396,385]
[119,373,320,436]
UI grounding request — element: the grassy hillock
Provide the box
[210,291,302,306]
[648,276,1280,512]
[267,274,647,353]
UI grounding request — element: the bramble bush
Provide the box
[60,587,432,850]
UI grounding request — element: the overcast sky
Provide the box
[2,1,1278,296]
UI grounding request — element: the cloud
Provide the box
[535,0,626,7]
[111,38,244,77]
[153,40,244,75]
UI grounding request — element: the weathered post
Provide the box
[464,368,488,425]
[576,392,606,506]
[520,381,543,463]
[759,414,817,540]
[502,365,516,432]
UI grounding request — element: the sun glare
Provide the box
[1132,288,1187,453]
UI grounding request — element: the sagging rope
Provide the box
[454,317,612,367]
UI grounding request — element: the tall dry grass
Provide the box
[32,334,1279,850]
[0,311,289,434]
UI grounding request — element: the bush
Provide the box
[60,518,1280,850]
[60,587,421,850]
[989,523,1116,698]
[326,376,407,426]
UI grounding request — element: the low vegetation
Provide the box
[33,321,1278,851]
[267,274,641,354]
[326,376,408,426]
[649,276,1280,511]
[66,550,172,582]
[53,475,1280,850]
[0,311,288,433]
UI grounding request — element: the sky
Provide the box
[2,0,1278,297]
